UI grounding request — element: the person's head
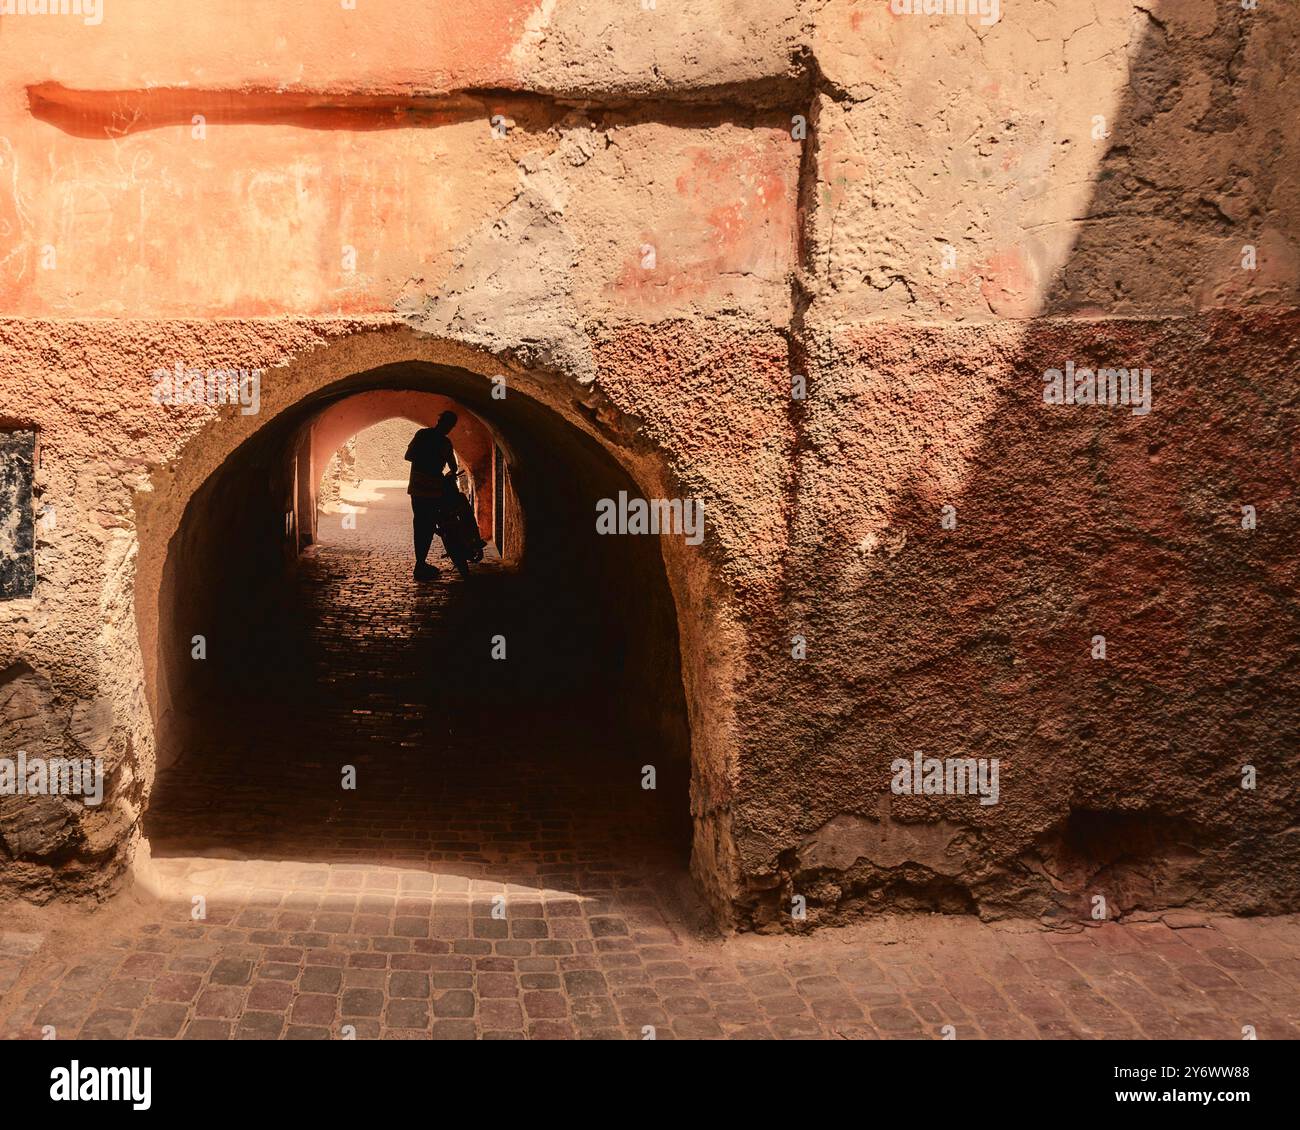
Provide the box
[435,410,458,434]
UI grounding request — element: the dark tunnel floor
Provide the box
[145,486,693,890]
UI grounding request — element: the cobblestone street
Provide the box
[2,490,1297,1041]
[5,892,1298,1041]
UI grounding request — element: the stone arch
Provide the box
[127,325,739,920]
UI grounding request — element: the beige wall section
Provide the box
[807,0,1298,323]
[347,419,419,483]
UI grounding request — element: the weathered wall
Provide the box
[759,0,1300,929]
[0,0,1296,927]
[346,419,416,483]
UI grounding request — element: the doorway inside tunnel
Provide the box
[140,363,693,912]
[309,391,504,563]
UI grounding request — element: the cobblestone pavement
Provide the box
[2,488,1297,1040]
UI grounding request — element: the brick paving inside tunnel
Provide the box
[140,487,692,877]
[2,488,1298,1041]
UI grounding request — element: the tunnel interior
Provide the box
[141,362,693,896]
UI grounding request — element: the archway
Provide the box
[135,352,702,918]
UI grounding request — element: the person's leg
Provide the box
[412,498,436,569]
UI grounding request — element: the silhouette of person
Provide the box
[405,411,460,580]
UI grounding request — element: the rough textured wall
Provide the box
[0,1,1296,928]
[347,419,417,483]
[750,0,1300,929]
[317,439,356,509]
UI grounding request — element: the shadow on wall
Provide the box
[740,2,1300,928]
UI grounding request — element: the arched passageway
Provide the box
[140,361,694,915]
